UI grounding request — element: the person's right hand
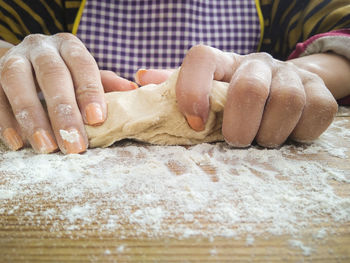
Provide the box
[0,33,136,154]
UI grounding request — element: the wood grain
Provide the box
[0,110,349,262]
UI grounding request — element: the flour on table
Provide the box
[0,118,349,247]
[288,240,313,256]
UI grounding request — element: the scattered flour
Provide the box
[313,228,328,239]
[59,129,80,143]
[0,119,349,250]
[288,239,313,256]
[0,189,15,200]
[15,110,33,131]
[55,104,73,116]
[116,245,125,253]
[209,248,218,256]
[245,235,255,246]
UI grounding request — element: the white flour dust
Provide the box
[59,129,80,143]
[0,118,349,243]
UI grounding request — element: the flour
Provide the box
[55,104,73,116]
[313,228,327,239]
[59,129,80,143]
[15,110,32,131]
[0,119,349,250]
[209,248,218,256]
[116,245,125,253]
[288,240,313,256]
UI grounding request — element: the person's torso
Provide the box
[76,0,261,80]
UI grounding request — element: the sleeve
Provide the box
[260,0,350,105]
[0,0,80,45]
[260,0,350,60]
[288,29,350,106]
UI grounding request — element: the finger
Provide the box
[222,59,271,147]
[100,70,138,92]
[135,69,173,86]
[58,34,106,126]
[291,71,338,142]
[255,65,306,147]
[0,84,23,150]
[30,46,87,154]
[1,56,58,153]
[176,45,236,131]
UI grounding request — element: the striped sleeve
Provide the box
[260,0,350,60]
[0,0,81,45]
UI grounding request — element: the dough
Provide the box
[86,70,229,147]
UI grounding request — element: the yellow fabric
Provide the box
[0,0,31,44]
[39,0,64,32]
[72,0,86,35]
[255,0,265,51]
[260,0,350,59]
[15,1,50,35]
[0,0,81,45]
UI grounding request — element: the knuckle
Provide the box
[299,69,323,84]
[270,65,306,111]
[39,63,67,80]
[75,83,101,100]
[59,38,96,68]
[186,44,213,60]
[22,33,46,45]
[14,105,36,131]
[271,86,306,110]
[52,103,75,120]
[33,53,67,79]
[246,52,273,63]
[14,103,36,117]
[234,77,270,102]
[63,43,95,65]
[308,94,338,119]
[46,98,77,124]
[54,32,77,41]
[256,52,273,60]
[0,56,28,84]
[293,93,337,142]
[189,44,210,53]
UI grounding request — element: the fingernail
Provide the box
[185,114,205,131]
[32,129,58,153]
[130,81,138,89]
[60,128,86,154]
[135,69,147,84]
[85,103,104,126]
[3,128,23,151]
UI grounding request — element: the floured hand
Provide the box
[0,33,136,154]
[138,45,338,147]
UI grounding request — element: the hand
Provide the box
[136,45,338,147]
[0,33,136,154]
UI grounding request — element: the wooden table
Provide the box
[1,108,349,262]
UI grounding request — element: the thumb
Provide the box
[176,45,237,131]
[134,69,174,86]
[100,70,138,92]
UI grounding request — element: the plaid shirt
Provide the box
[76,0,261,80]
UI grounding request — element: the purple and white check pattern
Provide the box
[77,0,260,80]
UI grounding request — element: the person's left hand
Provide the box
[135,45,338,147]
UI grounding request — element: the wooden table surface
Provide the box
[1,108,349,263]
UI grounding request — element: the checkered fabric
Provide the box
[76,0,260,80]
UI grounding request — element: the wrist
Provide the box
[289,53,350,99]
